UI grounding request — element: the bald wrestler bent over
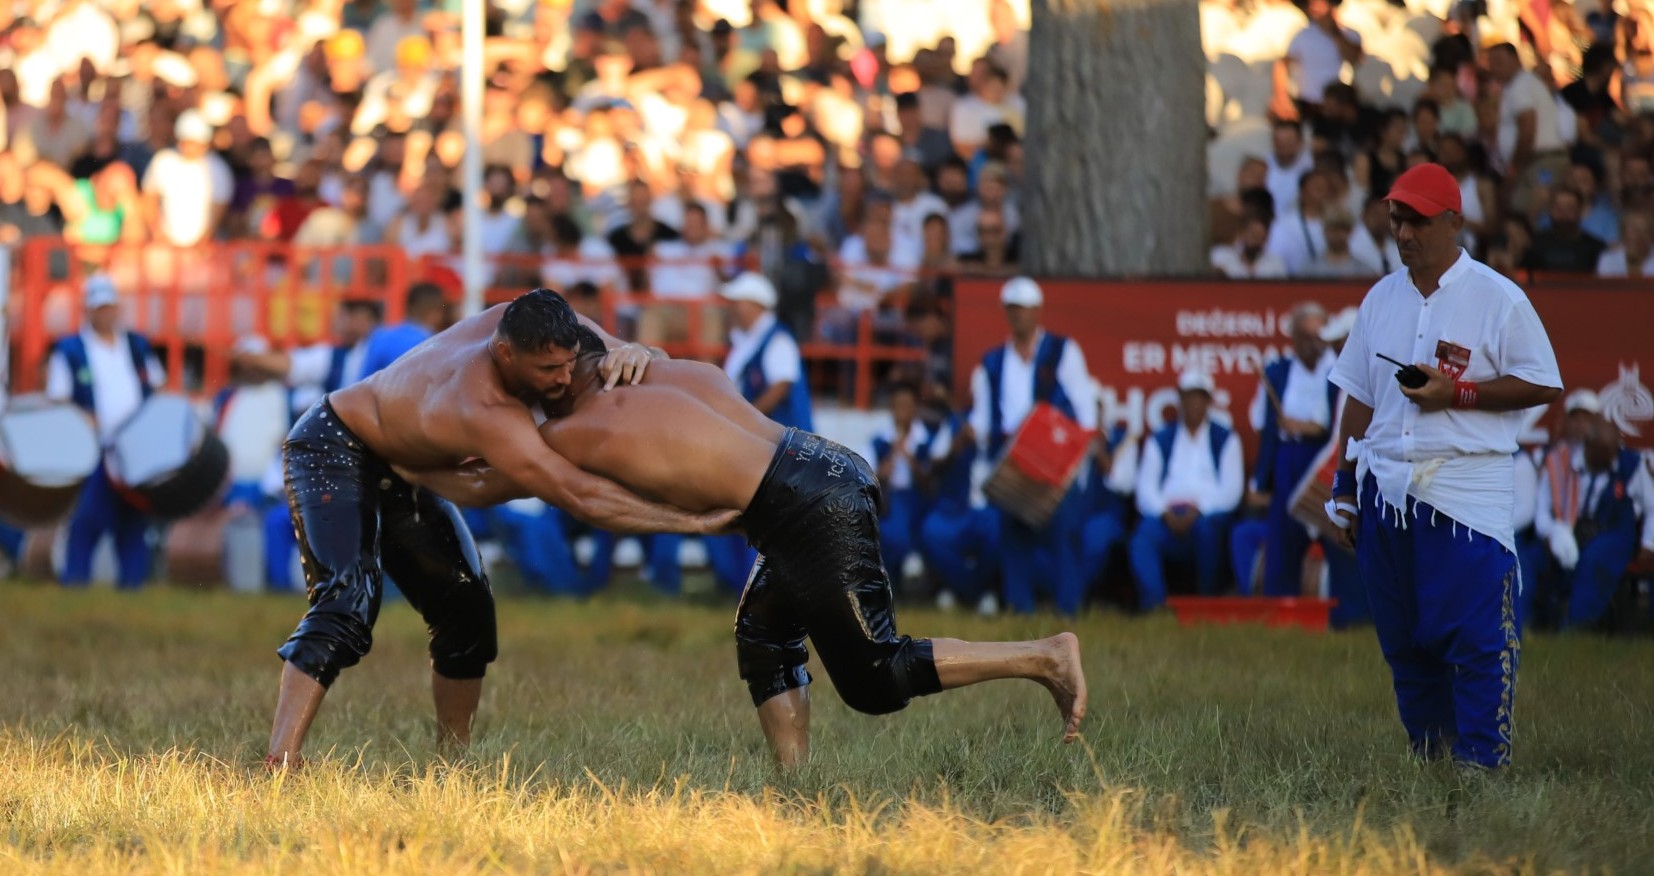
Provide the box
[401,301,1087,766]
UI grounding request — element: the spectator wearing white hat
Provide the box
[1129,368,1245,611]
[963,276,1097,616]
[691,272,815,594]
[43,275,166,589]
[141,109,233,247]
[1529,388,1604,626]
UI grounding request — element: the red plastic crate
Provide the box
[1166,596,1337,632]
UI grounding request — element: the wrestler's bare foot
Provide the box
[1038,633,1087,743]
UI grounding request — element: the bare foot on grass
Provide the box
[1040,632,1086,743]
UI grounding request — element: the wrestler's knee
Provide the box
[736,634,811,708]
[277,610,374,689]
[823,637,941,716]
[428,588,498,680]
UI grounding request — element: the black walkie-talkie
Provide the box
[1376,353,1429,389]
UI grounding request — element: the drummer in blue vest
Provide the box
[43,274,166,589]
[678,271,815,593]
[1129,369,1245,611]
[1249,302,1340,597]
[1537,419,1654,630]
[964,276,1097,616]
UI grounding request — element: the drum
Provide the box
[216,382,292,483]
[1288,441,1340,539]
[105,394,230,520]
[0,396,102,527]
[982,403,1095,529]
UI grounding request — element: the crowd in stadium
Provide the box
[1,0,1651,625]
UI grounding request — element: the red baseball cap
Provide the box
[1383,163,1462,217]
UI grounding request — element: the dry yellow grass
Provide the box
[2,583,1651,874]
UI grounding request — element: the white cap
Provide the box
[175,109,213,144]
[84,274,118,309]
[1177,368,1215,395]
[1319,307,1357,343]
[1000,276,1043,308]
[719,272,777,309]
[233,335,271,356]
[1565,389,1602,415]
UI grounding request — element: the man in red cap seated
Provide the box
[1324,163,1564,770]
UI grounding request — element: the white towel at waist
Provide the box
[1347,438,1516,557]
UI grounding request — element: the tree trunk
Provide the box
[1024,0,1209,278]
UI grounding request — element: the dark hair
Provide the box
[889,380,920,399]
[341,299,384,321]
[406,282,447,314]
[567,280,599,300]
[1412,97,1440,118]
[683,201,708,221]
[1239,187,1276,225]
[551,214,583,247]
[1583,42,1617,77]
[572,323,607,358]
[894,91,919,110]
[938,154,970,177]
[498,288,583,353]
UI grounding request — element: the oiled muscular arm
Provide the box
[458,402,737,534]
[398,461,527,507]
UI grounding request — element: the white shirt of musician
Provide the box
[44,330,166,441]
[1330,249,1563,551]
[865,419,942,492]
[723,313,802,388]
[286,340,370,412]
[968,330,1098,457]
[1248,349,1336,434]
[1135,420,1246,518]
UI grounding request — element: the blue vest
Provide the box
[1254,356,1340,489]
[1152,421,1231,487]
[931,413,978,512]
[1087,423,1130,515]
[324,344,352,393]
[872,422,940,493]
[739,322,813,431]
[52,332,155,414]
[1583,449,1644,540]
[983,333,1075,460]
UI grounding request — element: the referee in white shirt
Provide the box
[1327,164,1562,770]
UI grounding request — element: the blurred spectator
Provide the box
[295,174,383,248]
[1361,196,1402,274]
[608,177,680,290]
[260,159,327,243]
[830,209,917,338]
[1561,43,1620,150]
[1300,207,1379,278]
[0,154,65,243]
[894,90,953,172]
[15,79,91,169]
[1211,215,1288,279]
[1265,120,1312,216]
[385,177,454,261]
[1526,186,1606,271]
[1424,63,1478,138]
[1488,42,1568,215]
[1355,110,1408,204]
[1596,211,1654,277]
[1436,134,1498,245]
[868,381,938,584]
[363,0,427,76]
[949,58,1023,160]
[1273,0,1361,121]
[142,110,232,247]
[888,156,944,258]
[958,205,1020,274]
[641,201,732,347]
[1211,157,1270,247]
[1535,159,1619,244]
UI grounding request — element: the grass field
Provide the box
[3,581,1653,874]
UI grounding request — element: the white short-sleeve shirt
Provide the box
[1331,249,1563,463]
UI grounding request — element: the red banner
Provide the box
[954,278,1654,467]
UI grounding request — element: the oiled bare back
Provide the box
[538,360,785,513]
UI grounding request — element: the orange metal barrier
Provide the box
[7,239,923,409]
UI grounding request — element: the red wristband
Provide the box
[1453,381,1479,410]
